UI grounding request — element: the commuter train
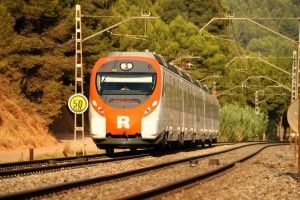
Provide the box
[89,52,219,154]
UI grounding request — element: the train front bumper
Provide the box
[92,133,163,148]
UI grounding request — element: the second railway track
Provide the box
[0,150,152,178]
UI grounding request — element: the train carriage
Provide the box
[89,52,219,154]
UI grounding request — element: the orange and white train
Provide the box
[89,52,219,154]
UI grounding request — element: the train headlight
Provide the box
[120,62,133,71]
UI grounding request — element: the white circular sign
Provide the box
[287,99,299,132]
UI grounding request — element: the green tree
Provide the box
[154,0,185,24]
[1,0,75,125]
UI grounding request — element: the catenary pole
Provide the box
[73,5,159,156]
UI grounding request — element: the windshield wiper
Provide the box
[99,76,107,96]
[146,85,154,96]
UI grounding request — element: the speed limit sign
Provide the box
[68,94,88,114]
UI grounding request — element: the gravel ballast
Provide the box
[163,145,300,200]
[1,144,299,199]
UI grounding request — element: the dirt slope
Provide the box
[0,76,58,150]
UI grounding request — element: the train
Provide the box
[89,52,219,154]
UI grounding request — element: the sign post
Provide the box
[68,94,88,155]
[73,5,158,156]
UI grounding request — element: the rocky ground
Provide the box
[165,145,300,200]
[1,143,299,199]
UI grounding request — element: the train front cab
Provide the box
[89,53,164,153]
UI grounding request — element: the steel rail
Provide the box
[0,150,151,178]
[116,144,286,200]
[0,143,274,199]
[0,153,106,170]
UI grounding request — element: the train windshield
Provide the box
[97,73,156,95]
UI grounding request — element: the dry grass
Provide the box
[0,75,58,150]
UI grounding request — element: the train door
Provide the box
[195,89,201,140]
[202,91,206,136]
[183,83,188,134]
[192,86,197,138]
[162,72,167,129]
[169,75,180,141]
[164,72,174,135]
[186,84,193,139]
[206,95,211,135]
[210,96,215,133]
[167,74,173,135]
[180,80,186,146]
[179,79,184,134]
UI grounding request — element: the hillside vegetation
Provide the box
[0,0,299,148]
[0,75,57,149]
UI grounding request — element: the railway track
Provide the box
[0,150,151,178]
[117,144,282,199]
[0,153,106,171]
[0,143,235,178]
[0,142,283,199]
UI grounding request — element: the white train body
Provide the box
[89,52,219,152]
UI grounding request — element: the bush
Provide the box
[219,104,268,142]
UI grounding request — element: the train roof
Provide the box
[108,52,155,58]
[106,52,211,94]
